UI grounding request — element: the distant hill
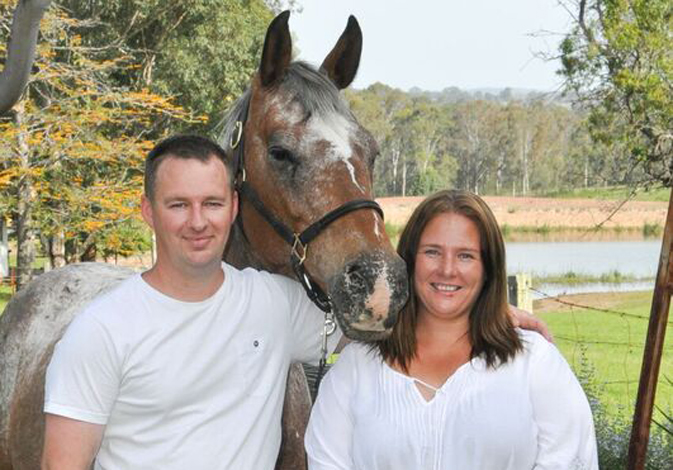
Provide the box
[407,85,571,106]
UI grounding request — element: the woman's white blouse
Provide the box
[305,330,598,470]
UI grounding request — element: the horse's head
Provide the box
[221,11,408,341]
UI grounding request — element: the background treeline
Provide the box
[347,84,647,198]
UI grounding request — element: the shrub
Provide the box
[577,352,673,469]
[643,223,663,238]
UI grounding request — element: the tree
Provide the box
[58,0,274,130]
[559,0,672,186]
[346,83,411,196]
[450,100,503,194]
[0,3,190,288]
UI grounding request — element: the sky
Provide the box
[289,0,573,92]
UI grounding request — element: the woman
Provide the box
[305,190,598,470]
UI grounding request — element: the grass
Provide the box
[387,221,663,246]
[533,269,652,285]
[535,290,672,420]
[539,185,670,202]
[0,284,12,313]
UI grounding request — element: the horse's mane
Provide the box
[216,61,353,147]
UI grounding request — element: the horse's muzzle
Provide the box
[328,250,409,342]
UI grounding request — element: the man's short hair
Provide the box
[144,135,234,201]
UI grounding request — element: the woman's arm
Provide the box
[528,337,599,469]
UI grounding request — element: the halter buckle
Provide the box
[291,234,308,265]
[230,121,243,149]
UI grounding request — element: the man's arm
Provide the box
[41,414,104,470]
[509,305,553,342]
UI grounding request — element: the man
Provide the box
[41,135,339,470]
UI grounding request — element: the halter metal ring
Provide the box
[324,316,337,336]
[291,234,308,265]
[230,121,243,149]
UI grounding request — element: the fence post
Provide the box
[507,273,533,313]
[627,188,672,470]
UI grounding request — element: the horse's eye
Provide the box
[269,147,296,164]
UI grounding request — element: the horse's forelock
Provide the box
[281,62,352,119]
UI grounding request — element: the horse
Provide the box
[0,11,409,470]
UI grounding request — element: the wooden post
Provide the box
[507,273,533,313]
[627,188,673,470]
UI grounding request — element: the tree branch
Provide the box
[0,0,52,113]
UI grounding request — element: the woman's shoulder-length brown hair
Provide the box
[376,189,522,370]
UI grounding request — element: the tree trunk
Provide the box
[0,0,52,113]
[48,232,66,269]
[15,102,36,290]
[521,129,530,196]
[401,154,407,197]
[390,144,400,195]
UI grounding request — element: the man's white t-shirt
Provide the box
[45,262,339,470]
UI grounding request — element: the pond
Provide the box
[505,238,661,297]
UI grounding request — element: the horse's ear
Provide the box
[259,10,292,88]
[320,15,362,90]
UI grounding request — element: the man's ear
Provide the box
[141,194,155,230]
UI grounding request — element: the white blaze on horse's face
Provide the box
[302,113,366,194]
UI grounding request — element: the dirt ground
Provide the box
[377,195,668,229]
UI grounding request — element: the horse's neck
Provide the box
[224,221,265,271]
[224,220,293,279]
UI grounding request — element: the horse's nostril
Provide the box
[383,315,396,329]
[345,263,366,286]
[346,263,361,275]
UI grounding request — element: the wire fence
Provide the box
[529,284,672,434]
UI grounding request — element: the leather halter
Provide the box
[229,95,384,313]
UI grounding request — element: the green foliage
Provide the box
[559,0,673,186]
[0,284,11,313]
[540,185,670,202]
[0,3,192,264]
[59,0,274,130]
[349,82,613,197]
[577,355,672,470]
[533,269,649,285]
[642,222,663,238]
